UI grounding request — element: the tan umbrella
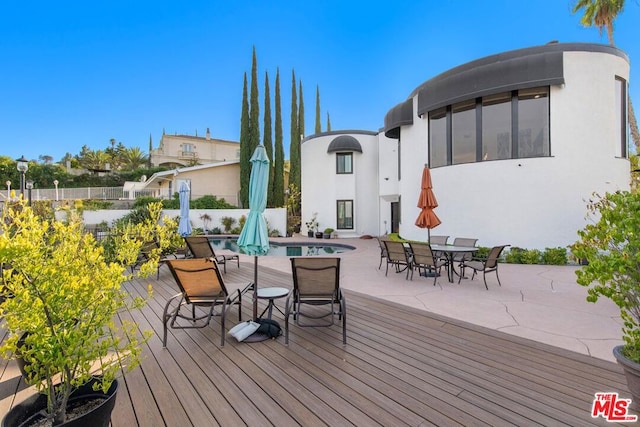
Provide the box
[415,164,441,238]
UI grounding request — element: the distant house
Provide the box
[150,128,240,168]
[301,42,631,250]
[141,161,240,206]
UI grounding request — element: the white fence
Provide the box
[0,186,237,206]
[81,208,288,237]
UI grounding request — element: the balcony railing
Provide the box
[0,186,238,206]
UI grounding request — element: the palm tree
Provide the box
[573,0,639,151]
[120,147,149,170]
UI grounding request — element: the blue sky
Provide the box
[1,0,638,162]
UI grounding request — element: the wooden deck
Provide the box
[0,261,634,426]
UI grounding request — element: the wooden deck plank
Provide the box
[1,261,634,426]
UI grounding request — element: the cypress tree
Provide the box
[239,73,250,208]
[249,46,260,156]
[274,68,285,207]
[298,80,305,140]
[147,134,153,168]
[327,112,331,131]
[315,85,321,134]
[263,70,274,207]
[289,70,300,195]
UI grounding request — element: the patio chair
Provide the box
[163,258,252,347]
[131,240,177,279]
[184,235,240,273]
[450,237,479,269]
[458,245,510,289]
[286,257,346,345]
[375,236,389,269]
[428,235,449,245]
[383,240,412,280]
[407,242,443,284]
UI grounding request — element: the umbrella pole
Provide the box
[253,255,258,320]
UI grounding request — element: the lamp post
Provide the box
[53,179,59,201]
[5,181,10,200]
[26,180,33,206]
[15,155,28,198]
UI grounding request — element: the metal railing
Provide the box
[1,186,238,206]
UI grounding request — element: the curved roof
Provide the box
[327,135,363,153]
[382,42,628,138]
[384,99,413,138]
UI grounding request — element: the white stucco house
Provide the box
[301,42,631,250]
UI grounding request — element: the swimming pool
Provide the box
[207,238,355,256]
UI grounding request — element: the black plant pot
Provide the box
[315,232,323,239]
[307,231,314,238]
[2,378,118,427]
[613,345,640,411]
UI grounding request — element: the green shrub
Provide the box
[474,246,490,259]
[81,199,113,210]
[505,247,525,263]
[521,249,542,264]
[191,195,235,209]
[542,247,568,265]
[133,196,162,208]
[220,216,236,233]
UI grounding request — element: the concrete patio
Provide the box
[249,236,622,363]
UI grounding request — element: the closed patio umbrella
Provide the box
[415,164,441,240]
[177,182,192,237]
[237,145,270,324]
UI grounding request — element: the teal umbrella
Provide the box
[237,145,270,320]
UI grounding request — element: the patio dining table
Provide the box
[430,244,478,283]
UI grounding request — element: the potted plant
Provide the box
[305,213,318,238]
[0,201,169,426]
[323,228,334,239]
[199,212,212,234]
[571,190,640,409]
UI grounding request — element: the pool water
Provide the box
[208,238,355,257]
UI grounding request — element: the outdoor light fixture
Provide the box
[15,155,28,197]
[25,179,33,206]
[5,180,10,200]
[53,179,59,201]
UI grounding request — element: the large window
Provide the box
[482,92,512,161]
[336,153,353,174]
[429,107,447,168]
[337,200,353,229]
[452,100,477,165]
[428,86,550,167]
[517,87,549,158]
[615,76,628,158]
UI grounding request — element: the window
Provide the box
[482,92,512,161]
[429,107,447,167]
[452,100,477,164]
[337,200,353,229]
[336,153,353,174]
[615,77,628,158]
[428,86,551,167]
[517,87,549,158]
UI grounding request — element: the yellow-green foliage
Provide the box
[0,202,153,424]
[572,191,640,363]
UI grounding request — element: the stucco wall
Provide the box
[301,45,631,251]
[82,208,287,237]
[398,49,630,249]
[301,132,379,238]
[175,163,240,204]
